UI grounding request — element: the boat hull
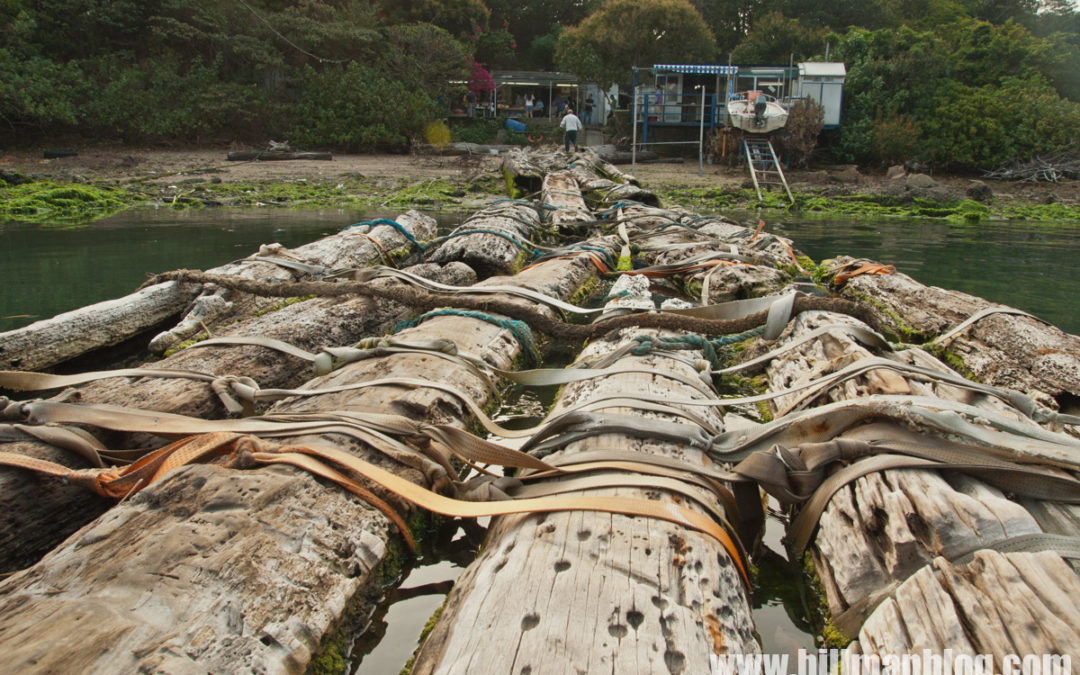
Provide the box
[727,99,788,133]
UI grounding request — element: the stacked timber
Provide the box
[0,199,618,671]
[1,148,1078,674]
[0,212,447,573]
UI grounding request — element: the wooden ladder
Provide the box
[743,135,794,204]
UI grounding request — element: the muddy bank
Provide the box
[1,146,1078,222]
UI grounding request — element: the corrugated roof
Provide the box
[652,64,739,75]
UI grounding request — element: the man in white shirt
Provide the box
[560,108,583,152]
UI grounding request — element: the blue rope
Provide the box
[344,219,425,250]
[629,326,765,369]
[395,309,541,365]
[597,201,645,218]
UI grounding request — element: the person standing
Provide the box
[524,93,534,118]
[583,94,594,125]
[560,108,583,152]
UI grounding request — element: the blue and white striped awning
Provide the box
[653,64,738,75]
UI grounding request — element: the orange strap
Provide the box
[833,262,896,285]
[0,433,749,586]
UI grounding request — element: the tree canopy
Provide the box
[0,0,1077,168]
[554,0,715,87]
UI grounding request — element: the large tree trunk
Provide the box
[0,243,612,673]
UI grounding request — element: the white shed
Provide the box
[796,62,846,129]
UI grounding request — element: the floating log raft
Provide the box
[0,227,615,671]
[1,148,1079,672]
[0,213,443,573]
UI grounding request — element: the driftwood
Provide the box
[413,326,757,673]
[0,245,610,672]
[763,310,1080,657]
[0,281,199,371]
[226,151,333,161]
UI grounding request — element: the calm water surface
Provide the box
[728,210,1080,335]
[3,207,1076,670]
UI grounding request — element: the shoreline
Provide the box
[2,147,1078,223]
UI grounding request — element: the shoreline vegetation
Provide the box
[2,151,1078,225]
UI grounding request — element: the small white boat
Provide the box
[727,92,788,133]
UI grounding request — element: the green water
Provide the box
[0,207,464,332]
[4,208,1077,335]
[730,211,1080,335]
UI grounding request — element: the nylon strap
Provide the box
[931,306,1048,345]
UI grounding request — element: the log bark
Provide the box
[412,327,757,674]
[0,247,611,673]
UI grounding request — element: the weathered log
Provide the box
[0,262,474,574]
[226,151,333,161]
[426,200,541,277]
[0,248,612,672]
[826,256,1080,404]
[413,327,757,674]
[763,310,1080,657]
[541,170,592,231]
[0,212,441,572]
[0,282,199,371]
[0,212,434,371]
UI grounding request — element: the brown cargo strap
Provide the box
[0,431,750,586]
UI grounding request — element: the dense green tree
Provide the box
[485,0,599,69]
[729,12,825,64]
[554,0,715,87]
[830,19,1080,169]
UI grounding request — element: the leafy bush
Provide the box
[287,62,435,150]
[453,118,500,144]
[871,117,920,166]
